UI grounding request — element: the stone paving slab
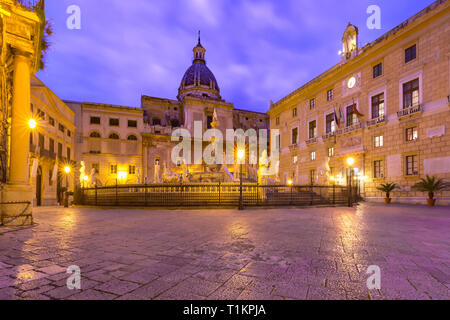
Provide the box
[0,203,449,300]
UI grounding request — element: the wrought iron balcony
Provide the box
[337,122,363,135]
[305,137,318,145]
[15,0,45,11]
[397,104,423,119]
[322,132,336,141]
[367,115,386,127]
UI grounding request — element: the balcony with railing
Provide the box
[367,115,386,127]
[337,122,364,135]
[305,137,318,145]
[322,132,336,141]
[397,104,423,119]
[15,0,44,11]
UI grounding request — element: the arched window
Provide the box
[90,131,101,138]
[108,133,119,140]
[127,135,138,141]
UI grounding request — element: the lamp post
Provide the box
[346,157,355,207]
[237,149,245,210]
[64,165,71,208]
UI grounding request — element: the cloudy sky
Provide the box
[38,0,435,113]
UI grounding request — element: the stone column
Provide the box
[142,142,148,182]
[1,51,33,226]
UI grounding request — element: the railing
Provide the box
[367,115,386,127]
[397,104,423,118]
[15,0,44,10]
[305,137,318,145]
[79,183,353,208]
[322,132,336,141]
[337,122,363,135]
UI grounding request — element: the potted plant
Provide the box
[376,183,398,204]
[412,175,449,206]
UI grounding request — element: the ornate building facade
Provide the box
[267,0,450,204]
[68,36,269,187]
[0,0,45,225]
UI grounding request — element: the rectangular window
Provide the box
[152,118,161,126]
[275,117,280,126]
[374,160,384,178]
[49,117,55,126]
[403,79,419,109]
[110,164,118,174]
[374,135,384,148]
[292,108,297,118]
[109,118,119,126]
[67,130,71,137]
[275,134,281,150]
[49,138,54,153]
[310,170,316,185]
[38,133,45,150]
[58,143,62,158]
[346,105,357,127]
[311,151,316,161]
[328,147,334,158]
[309,120,317,139]
[310,99,315,110]
[371,93,385,119]
[58,124,65,133]
[406,155,418,176]
[92,163,99,174]
[406,127,418,142]
[373,63,383,78]
[291,127,298,145]
[327,89,333,101]
[293,156,298,164]
[129,165,136,175]
[128,120,137,128]
[326,113,336,133]
[66,147,71,161]
[405,44,417,63]
[90,117,101,125]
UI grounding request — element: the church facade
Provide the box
[68,36,269,187]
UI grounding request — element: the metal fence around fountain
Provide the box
[79,183,354,207]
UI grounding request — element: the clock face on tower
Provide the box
[347,76,356,89]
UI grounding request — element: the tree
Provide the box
[412,175,448,200]
[376,183,398,200]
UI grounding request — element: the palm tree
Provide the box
[376,183,398,204]
[412,175,449,206]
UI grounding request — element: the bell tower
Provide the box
[342,24,359,61]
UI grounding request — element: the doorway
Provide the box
[36,166,42,206]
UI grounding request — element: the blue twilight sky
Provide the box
[38,0,435,113]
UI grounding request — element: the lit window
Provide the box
[374,135,384,148]
[311,152,316,161]
[328,147,334,157]
[309,120,317,139]
[326,113,336,134]
[293,108,297,118]
[371,93,385,119]
[310,99,315,110]
[406,127,418,142]
[293,156,298,164]
[276,117,280,126]
[403,79,419,109]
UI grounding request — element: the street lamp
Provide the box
[287,179,293,186]
[346,157,355,207]
[28,119,37,130]
[237,149,245,210]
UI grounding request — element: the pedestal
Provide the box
[1,184,33,226]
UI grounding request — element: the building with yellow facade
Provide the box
[30,75,75,206]
[267,0,450,204]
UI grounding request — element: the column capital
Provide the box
[11,47,33,60]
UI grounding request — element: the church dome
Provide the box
[178,34,221,101]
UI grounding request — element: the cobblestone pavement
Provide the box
[0,203,448,300]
